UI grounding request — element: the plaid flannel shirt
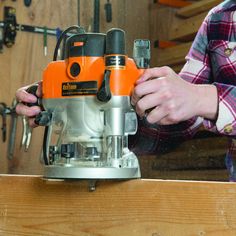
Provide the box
[129,0,236,180]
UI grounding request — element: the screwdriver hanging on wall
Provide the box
[24,0,32,7]
[7,99,18,160]
[93,0,100,32]
[0,102,8,142]
[0,101,17,144]
[104,0,112,23]
[0,29,3,53]
[43,27,47,56]
[77,0,80,26]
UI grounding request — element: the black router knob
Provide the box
[70,62,81,77]
[61,143,75,158]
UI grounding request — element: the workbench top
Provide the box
[0,175,235,236]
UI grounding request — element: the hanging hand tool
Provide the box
[43,26,47,56]
[0,102,11,142]
[77,0,80,26]
[0,29,3,53]
[24,0,32,7]
[3,6,17,47]
[20,84,37,151]
[104,0,112,23]
[0,7,76,53]
[93,0,100,32]
[0,103,7,142]
[56,28,62,58]
[21,116,32,151]
[7,98,18,160]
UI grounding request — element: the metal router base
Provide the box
[44,166,141,179]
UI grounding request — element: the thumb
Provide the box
[36,81,43,97]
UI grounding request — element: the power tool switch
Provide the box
[96,70,111,102]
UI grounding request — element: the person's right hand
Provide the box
[15,81,42,127]
[131,67,218,125]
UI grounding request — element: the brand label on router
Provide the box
[62,81,98,96]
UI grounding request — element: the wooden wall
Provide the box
[0,0,80,175]
[150,0,222,71]
[0,0,150,175]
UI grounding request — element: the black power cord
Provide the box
[53,25,85,61]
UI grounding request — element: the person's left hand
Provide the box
[15,81,42,127]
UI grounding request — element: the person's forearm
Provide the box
[194,84,218,120]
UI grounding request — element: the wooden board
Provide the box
[158,0,191,8]
[0,175,236,235]
[152,41,192,67]
[150,4,177,41]
[176,0,222,18]
[169,11,207,41]
[122,0,151,56]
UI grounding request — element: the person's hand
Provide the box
[15,81,42,127]
[131,66,218,125]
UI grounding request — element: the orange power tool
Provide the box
[37,26,150,181]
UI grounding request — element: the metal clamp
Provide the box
[21,116,32,152]
[3,6,17,47]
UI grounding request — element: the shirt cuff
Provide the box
[203,82,236,135]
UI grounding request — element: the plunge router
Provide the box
[36,26,150,179]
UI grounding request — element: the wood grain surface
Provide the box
[176,0,222,18]
[0,175,236,235]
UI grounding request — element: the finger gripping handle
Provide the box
[25,84,40,107]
